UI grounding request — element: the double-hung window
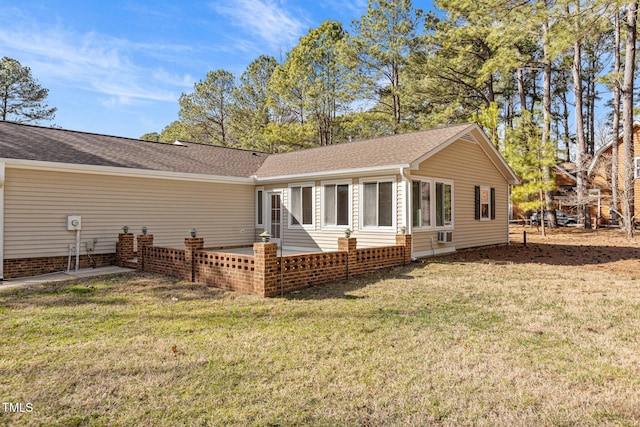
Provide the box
[412,178,454,229]
[256,188,264,226]
[361,178,394,228]
[412,180,431,228]
[435,181,453,228]
[289,184,314,227]
[474,186,496,221]
[323,182,351,228]
[480,187,490,220]
[635,158,640,179]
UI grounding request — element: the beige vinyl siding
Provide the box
[262,176,400,251]
[412,137,509,253]
[4,168,255,259]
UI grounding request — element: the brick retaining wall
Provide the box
[143,246,188,280]
[274,251,348,295]
[194,251,255,293]
[135,234,412,297]
[3,253,115,279]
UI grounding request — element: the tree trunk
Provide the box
[561,79,571,161]
[392,58,401,133]
[542,11,556,228]
[584,70,593,155]
[612,7,621,215]
[573,19,590,229]
[517,68,527,115]
[589,73,596,155]
[622,1,637,238]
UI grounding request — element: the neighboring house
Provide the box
[506,162,577,222]
[551,162,578,213]
[554,162,577,192]
[589,122,640,221]
[0,121,518,279]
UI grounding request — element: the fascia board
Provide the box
[2,158,254,185]
[253,165,409,183]
[409,124,520,185]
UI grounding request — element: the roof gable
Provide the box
[589,122,640,175]
[554,163,577,182]
[256,123,500,180]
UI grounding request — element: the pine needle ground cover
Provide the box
[1,229,639,426]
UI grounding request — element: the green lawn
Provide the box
[1,259,640,426]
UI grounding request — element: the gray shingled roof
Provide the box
[0,121,268,178]
[256,123,475,178]
[0,121,512,182]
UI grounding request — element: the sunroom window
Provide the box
[435,182,452,227]
[412,180,431,228]
[290,185,313,226]
[362,180,393,228]
[323,183,350,227]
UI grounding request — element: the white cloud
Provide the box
[209,0,308,49]
[0,14,192,107]
[152,69,195,89]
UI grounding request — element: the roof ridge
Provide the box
[267,122,474,158]
[0,120,473,157]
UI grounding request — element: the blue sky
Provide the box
[1,1,434,139]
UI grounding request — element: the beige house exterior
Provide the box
[0,121,518,279]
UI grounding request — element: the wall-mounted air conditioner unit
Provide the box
[437,231,453,243]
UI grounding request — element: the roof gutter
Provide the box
[252,164,410,183]
[2,158,254,185]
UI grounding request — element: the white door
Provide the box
[267,192,282,246]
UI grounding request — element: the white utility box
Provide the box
[67,215,82,231]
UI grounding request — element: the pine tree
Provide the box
[0,57,56,123]
[178,70,236,146]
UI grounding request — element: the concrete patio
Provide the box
[0,266,136,290]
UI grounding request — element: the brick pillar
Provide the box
[338,237,357,279]
[116,233,134,267]
[395,234,413,265]
[184,237,204,282]
[136,234,154,272]
[253,242,279,297]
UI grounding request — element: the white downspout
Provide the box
[400,167,412,235]
[0,162,5,280]
[400,167,413,258]
[507,185,511,245]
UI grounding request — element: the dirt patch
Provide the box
[439,226,640,276]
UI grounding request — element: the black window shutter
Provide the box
[474,186,480,220]
[490,187,496,219]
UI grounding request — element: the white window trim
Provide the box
[411,177,455,230]
[288,182,315,229]
[358,176,397,231]
[411,178,433,230]
[634,158,640,179]
[435,178,455,230]
[321,180,352,230]
[255,187,265,227]
[479,185,491,221]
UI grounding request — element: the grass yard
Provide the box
[1,229,640,426]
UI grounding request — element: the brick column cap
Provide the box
[338,237,357,252]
